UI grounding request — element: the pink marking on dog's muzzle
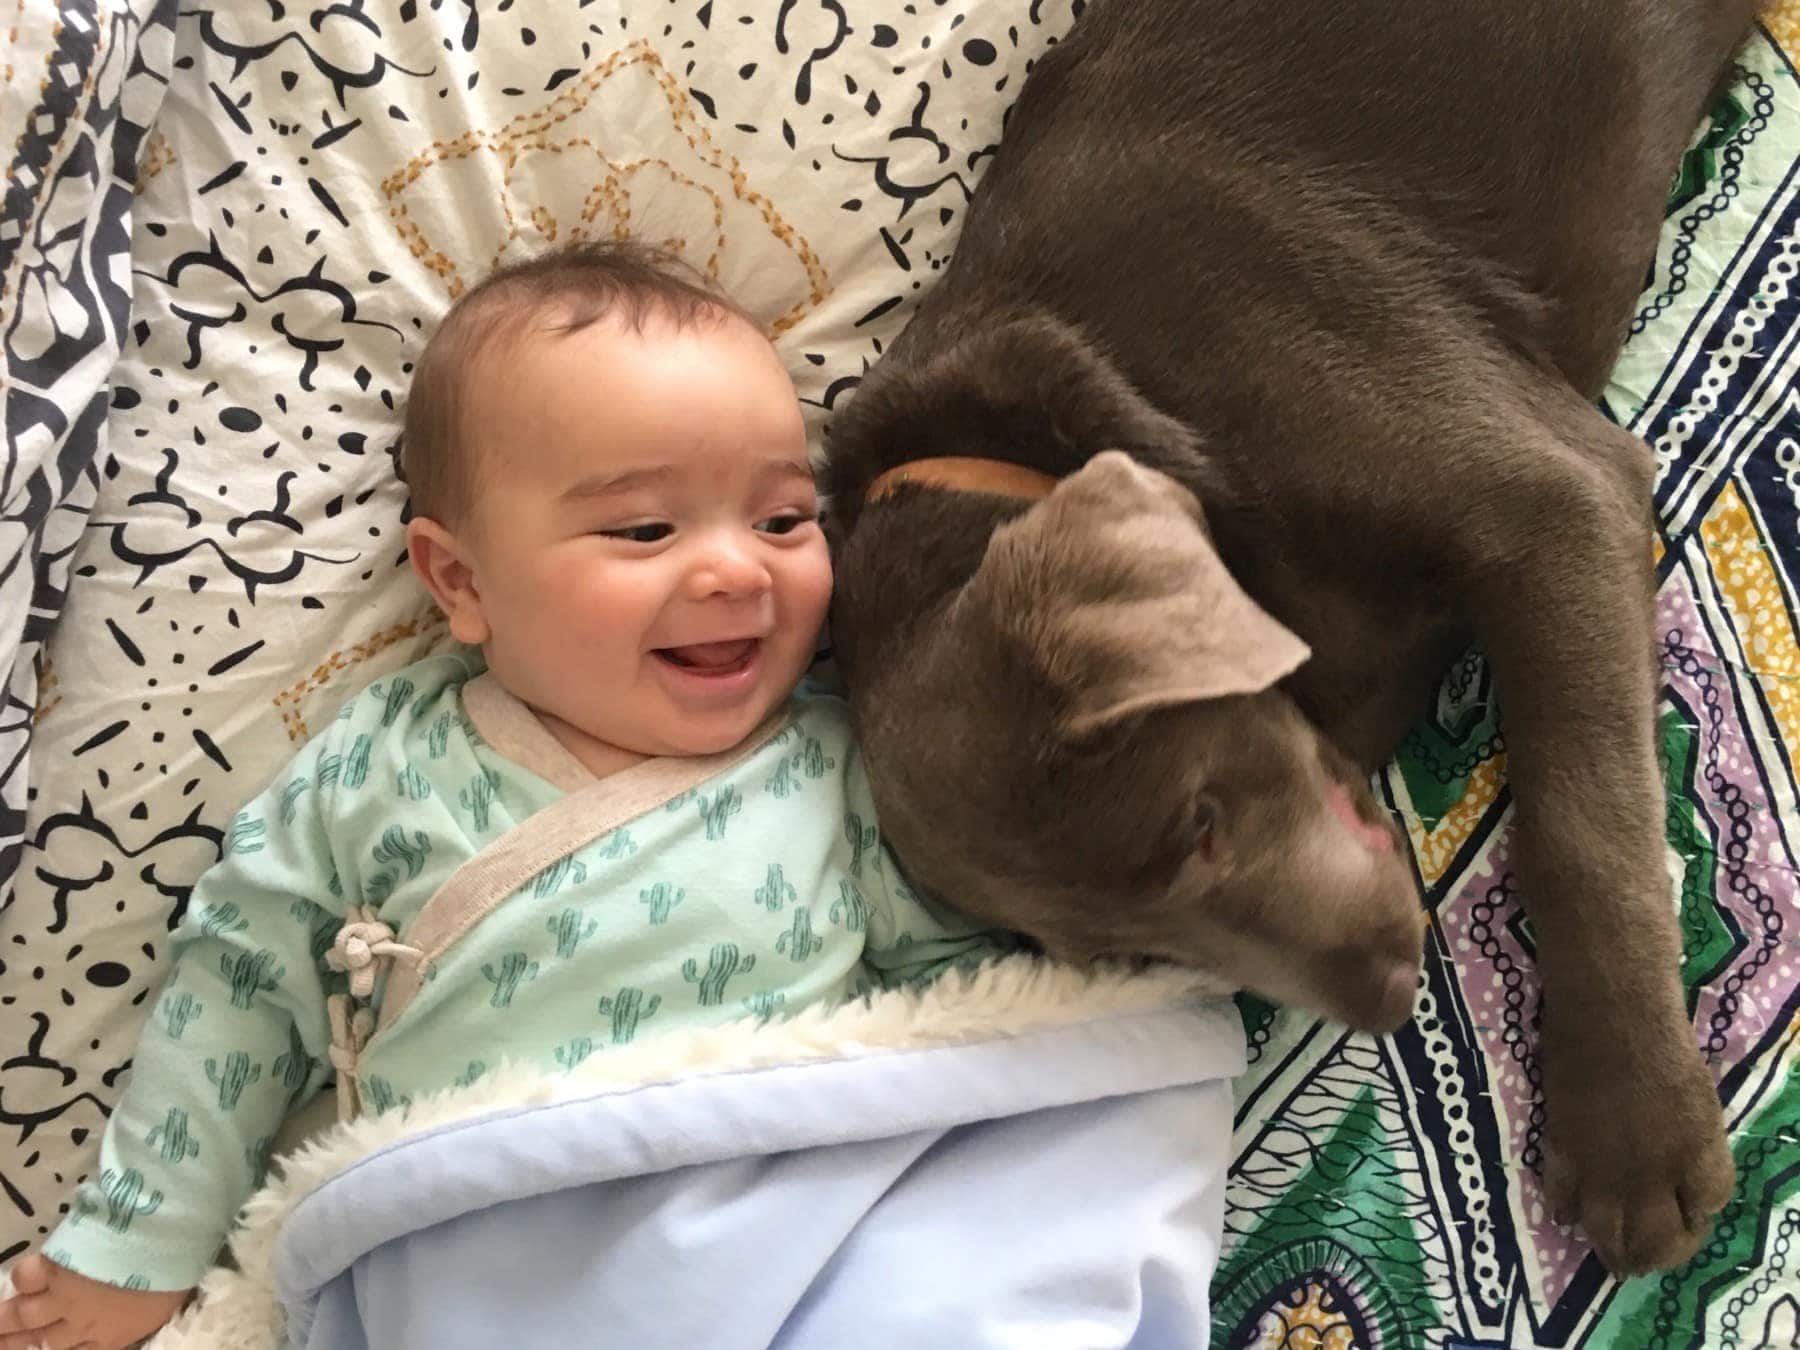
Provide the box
[1326,781,1396,854]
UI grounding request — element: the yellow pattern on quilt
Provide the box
[1404,756,1505,888]
[1699,480,1800,750]
[1767,0,1800,58]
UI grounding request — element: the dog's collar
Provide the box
[864,456,1059,503]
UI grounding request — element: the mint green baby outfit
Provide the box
[45,652,1011,1289]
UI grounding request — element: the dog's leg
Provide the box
[1458,388,1734,1275]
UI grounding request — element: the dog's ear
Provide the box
[958,450,1311,735]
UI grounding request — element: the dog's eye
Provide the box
[1194,795,1220,863]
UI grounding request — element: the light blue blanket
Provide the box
[271,992,1244,1349]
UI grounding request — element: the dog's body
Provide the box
[825,0,1760,1276]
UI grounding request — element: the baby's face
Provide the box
[452,310,830,758]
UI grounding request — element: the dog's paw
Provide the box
[1542,1039,1735,1276]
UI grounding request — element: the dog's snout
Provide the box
[1368,960,1422,1032]
[1338,911,1427,1032]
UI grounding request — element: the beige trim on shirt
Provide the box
[373,685,792,1035]
[460,673,597,793]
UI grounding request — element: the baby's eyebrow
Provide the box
[760,458,817,486]
[560,466,675,501]
[559,458,812,501]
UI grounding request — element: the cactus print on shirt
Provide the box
[44,653,1010,1289]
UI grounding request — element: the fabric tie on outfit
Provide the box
[324,907,422,1121]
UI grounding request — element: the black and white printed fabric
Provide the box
[1,1,173,898]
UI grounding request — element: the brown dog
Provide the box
[824,0,1758,1276]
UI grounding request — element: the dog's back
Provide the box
[828,0,1759,760]
[907,0,1750,399]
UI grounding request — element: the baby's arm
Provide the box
[0,726,350,1340]
[36,858,335,1287]
[0,892,327,1349]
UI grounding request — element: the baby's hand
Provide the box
[0,1254,189,1350]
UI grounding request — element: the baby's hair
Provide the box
[400,238,755,524]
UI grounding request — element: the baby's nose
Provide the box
[689,537,772,599]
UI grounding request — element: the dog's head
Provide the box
[846,451,1425,1031]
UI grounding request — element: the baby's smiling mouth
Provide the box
[654,639,760,675]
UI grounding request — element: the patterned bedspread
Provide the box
[1214,18,1800,1348]
[2,5,1798,1346]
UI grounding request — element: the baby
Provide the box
[0,240,1012,1350]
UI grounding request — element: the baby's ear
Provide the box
[958,451,1311,735]
[406,518,489,646]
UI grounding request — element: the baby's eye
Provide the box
[754,512,815,536]
[600,523,672,544]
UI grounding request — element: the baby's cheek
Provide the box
[788,543,835,619]
[574,569,664,629]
